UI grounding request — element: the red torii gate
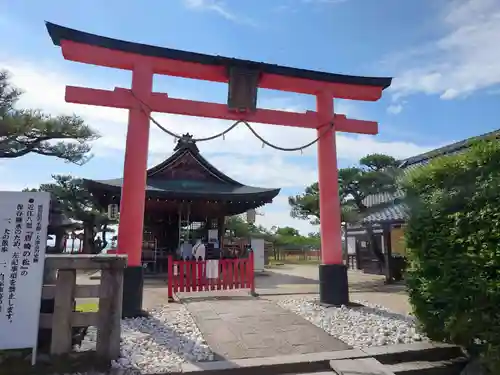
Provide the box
[46,22,391,317]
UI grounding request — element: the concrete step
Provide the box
[180,344,469,375]
[363,343,465,365]
[386,357,468,375]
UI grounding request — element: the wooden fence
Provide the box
[271,248,320,262]
[167,252,255,298]
[40,254,127,361]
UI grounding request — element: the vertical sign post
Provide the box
[0,191,51,365]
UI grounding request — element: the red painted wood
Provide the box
[228,261,234,290]
[214,267,218,290]
[235,260,241,289]
[179,260,185,292]
[317,93,343,264]
[66,86,317,128]
[65,86,378,134]
[186,260,190,292]
[201,260,208,291]
[173,262,179,294]
[334,115,378,135]
[221,259,228,290]
[190,260,197,292]
[241,259,248,288]
[114,65,153,266]
[60,40,385,100]
[167,255,256,298]
[168,256,174,298]
[197,261,203,292]
[216,261,222,290]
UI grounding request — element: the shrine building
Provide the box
[83,134,280,272]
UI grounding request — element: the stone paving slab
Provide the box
[183,295,350,360]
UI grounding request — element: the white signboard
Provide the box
[347,236,356,255]
[0,191,50,356]
[206,260,219,279]
[208,229,218,245]
[250,238,265,272]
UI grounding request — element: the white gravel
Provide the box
[77,305,213,374]
[277,297,428,348]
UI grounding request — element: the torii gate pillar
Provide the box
[316,92,348,304]
[45,21,392,316]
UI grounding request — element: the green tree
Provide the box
[275,226,300,237]
[271,226,320,250]
[32,175,115,253]
[288,154,400,265]
[0,70,99,164]
[402,138,500,374]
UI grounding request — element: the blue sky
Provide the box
[1,0,500,234]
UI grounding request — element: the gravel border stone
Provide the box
[277,297,428,348]
[77,305,213,374]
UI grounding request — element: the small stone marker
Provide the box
[330,357,396,375]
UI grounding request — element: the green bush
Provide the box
[402,138,500,374]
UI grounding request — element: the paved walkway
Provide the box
[181,293,350,360]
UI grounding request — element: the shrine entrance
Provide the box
[46,22,392,317]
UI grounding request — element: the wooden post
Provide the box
[248,251,256,296]
[342,223,348,265]
[96,267,124,359]
[39,254,127,365]
[167,255,174,300]
[383,224,393,283]
[50,269,76,354]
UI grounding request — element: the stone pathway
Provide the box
[181,292,350,360]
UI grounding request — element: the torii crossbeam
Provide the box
[46,22,392,317]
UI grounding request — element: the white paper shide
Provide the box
[0,191,51,351]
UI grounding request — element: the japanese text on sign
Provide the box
[0,191,50,351]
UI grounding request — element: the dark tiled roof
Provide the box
[85,178,279,200]
[84,135,280,202]
[399,128,500,170]
[362,202,408,224]
[362,190,404,208]
[361,128,500,224]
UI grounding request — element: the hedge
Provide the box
[402,138,500,374]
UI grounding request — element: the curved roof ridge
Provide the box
[146,138,244,186]
[400,128,500,168]
[45,21,392,89]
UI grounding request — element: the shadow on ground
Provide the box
[349,279,407,294]
[255,270,318,288]
[354,304,413,321]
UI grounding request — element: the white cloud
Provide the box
[1,56,440,233]
[387,104,403,115]
[206,155,317,189]
[388,0,500,101]
[256,195,319,235]
[182,0,257,26]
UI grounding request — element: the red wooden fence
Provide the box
[167,251,255,299]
